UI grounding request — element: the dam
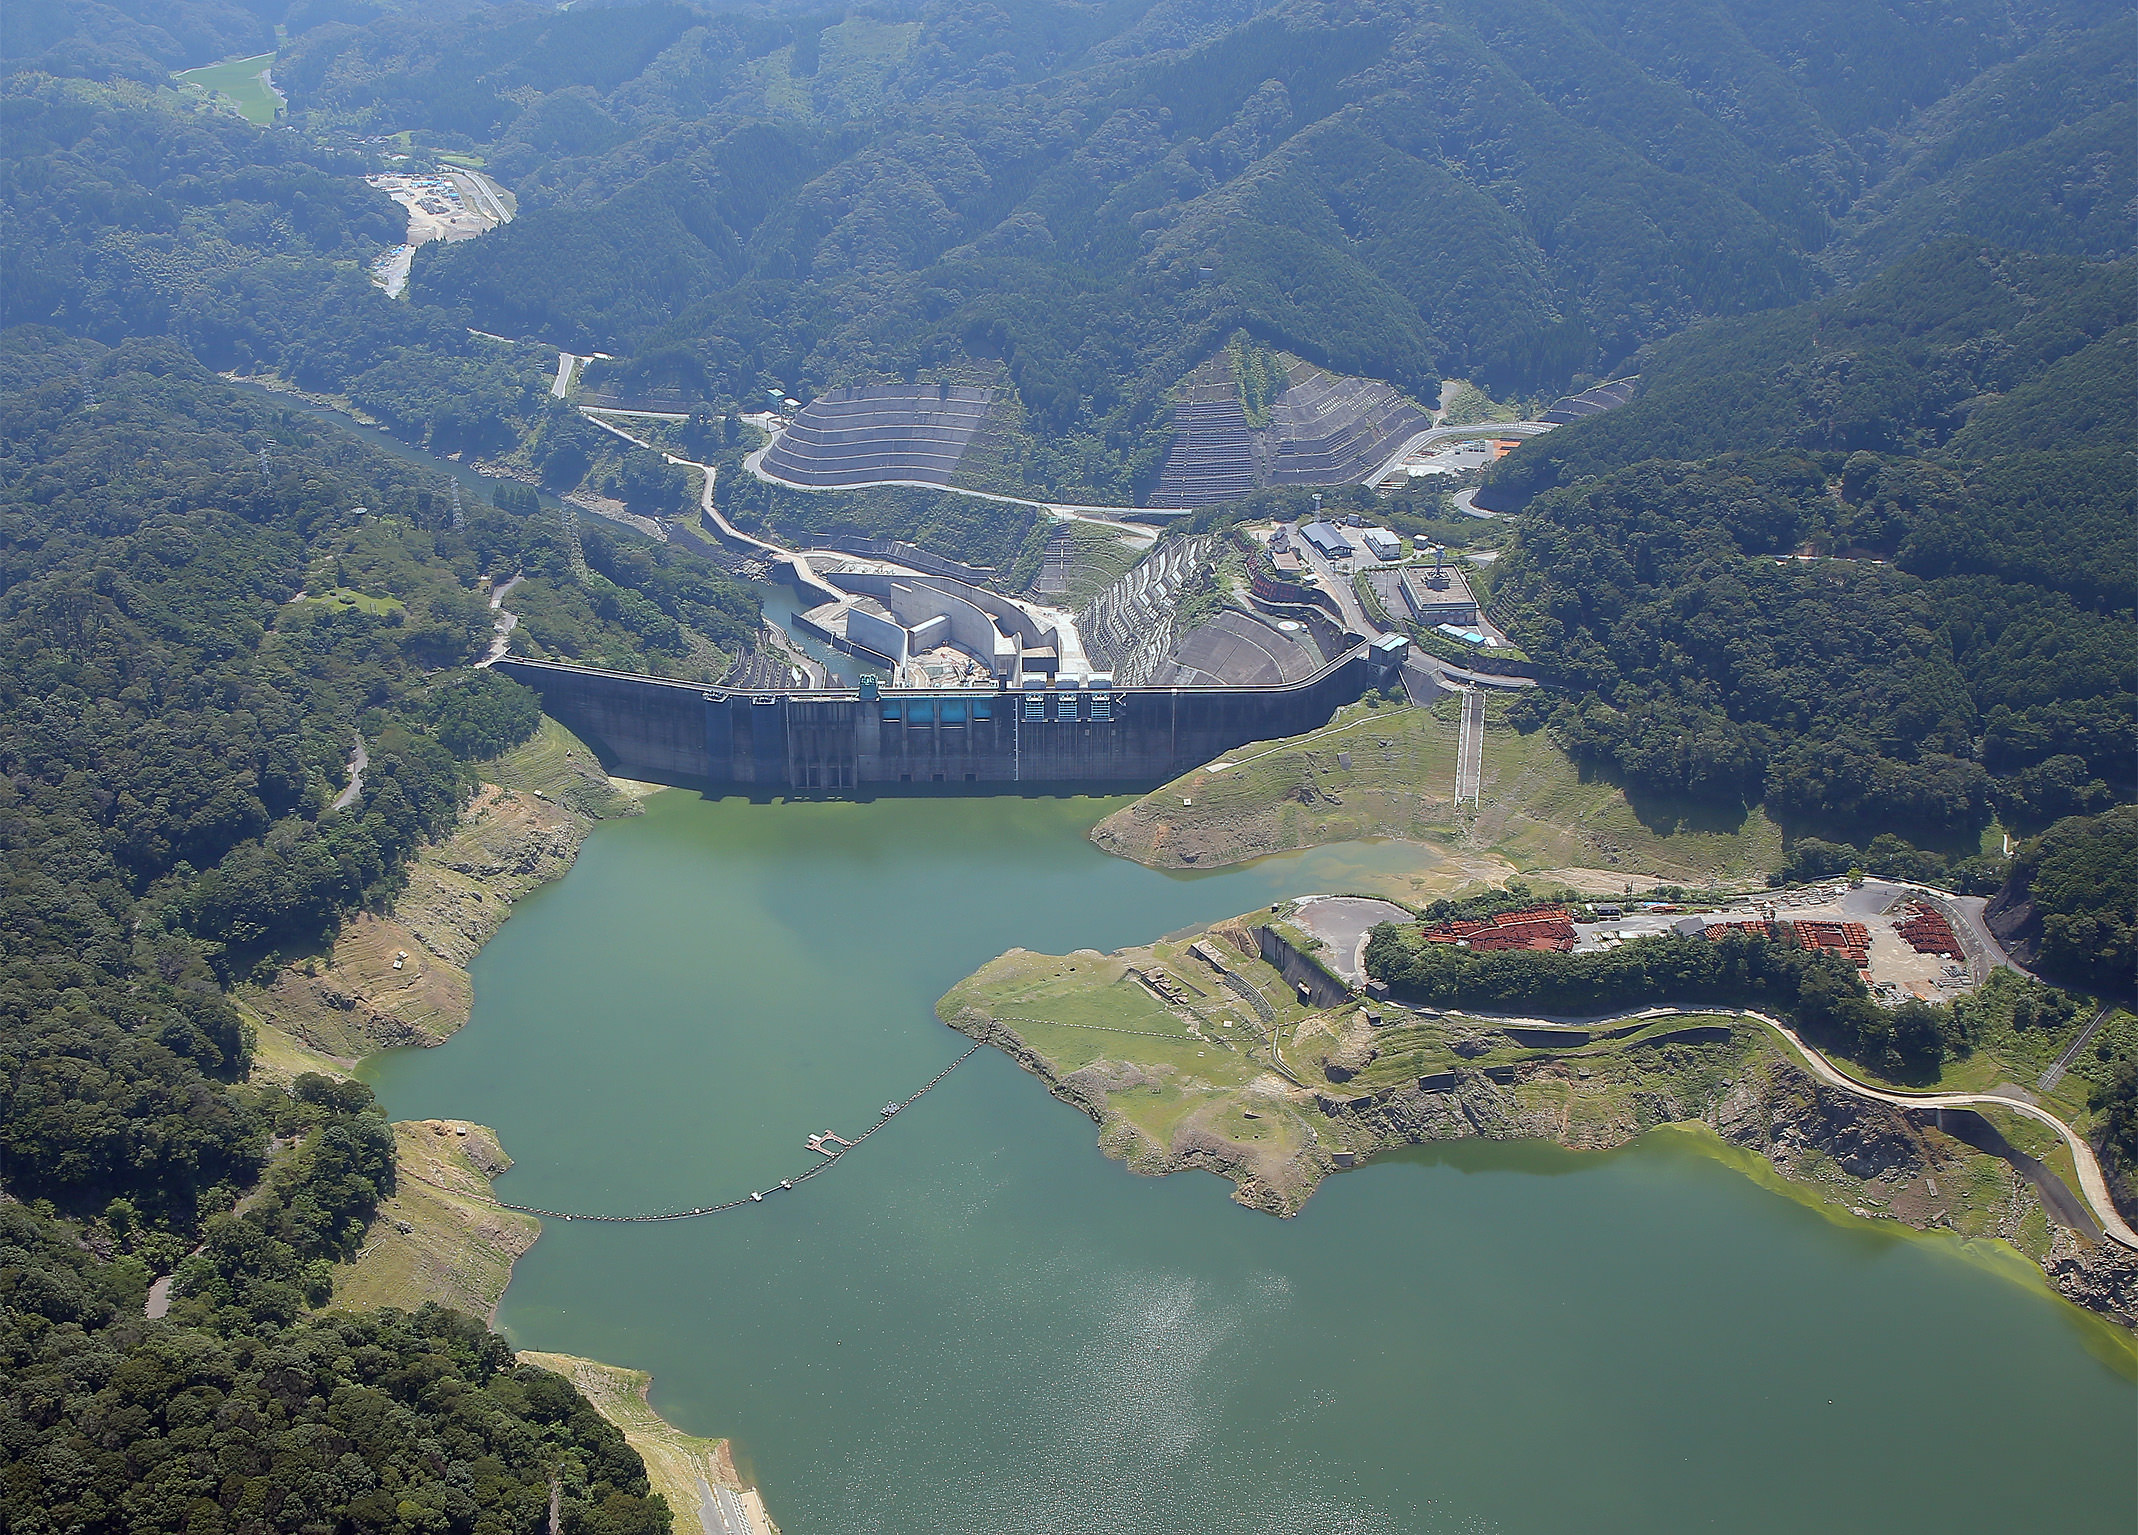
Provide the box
[496,635,1409,790]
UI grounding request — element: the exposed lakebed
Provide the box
[365,791,2136,1534]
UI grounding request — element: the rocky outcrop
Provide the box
[1982,879,2043,969]
[2042,1228,2138,1330]
[1713,1056,1928,1182]
[952,981,2137,1328]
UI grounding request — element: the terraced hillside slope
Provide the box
[759,382,994,488]
[1150,350,1432,507]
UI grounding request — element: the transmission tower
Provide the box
[449,480,465,531]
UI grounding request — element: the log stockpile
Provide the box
[1895,904,1966,960]
[1422,906,1576,953]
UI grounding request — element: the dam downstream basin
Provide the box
[364,792,2136,1534]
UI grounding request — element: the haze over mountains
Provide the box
[1,4,2135,1530]
[13,0,2123,498]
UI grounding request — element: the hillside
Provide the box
[259,0,2135,499]
[1478,248,2135,844]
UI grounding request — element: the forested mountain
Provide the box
[254,0,2133,499]
[7,1,2127,500]
[1487,244,2134,847]
[0,327,754,1220]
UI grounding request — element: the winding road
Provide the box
[1669,1008,2135,1248]
[331,735,368,811]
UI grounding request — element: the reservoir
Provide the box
[366,790,2136,1533]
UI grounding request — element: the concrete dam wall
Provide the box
[496,640,1406,792]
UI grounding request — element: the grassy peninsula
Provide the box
[1090,692,1783,891]
[940,904,2138,1337]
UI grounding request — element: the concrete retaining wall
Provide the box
[1254,924,1355,1007]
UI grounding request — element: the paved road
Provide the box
[550,352,579,398]
[747,433,1185,521]
[1405,653,1534,691]
[583,405,690,422]
[452,168,514,225]
[1365,420,1558,487]
[1744,1009,2138,1249]
[1456,1002,2138,1249]
[331,735,368,811]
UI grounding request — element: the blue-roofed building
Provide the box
[1300,519,1355,559]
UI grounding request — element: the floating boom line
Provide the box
[484,1043,983,1223]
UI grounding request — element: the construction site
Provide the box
[366,168,514,297]
[1570,880,1990,1003]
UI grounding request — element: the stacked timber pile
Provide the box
[1896,905,1965,959]
[1793,920,1872,968]
[1708,920,1785,942]
[1420,906,1575,953]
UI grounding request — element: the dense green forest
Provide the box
[0,329,755,1223]
[0,331,764,1532]
[101,0,2113,501]
[6,1,2129,511]
[1994,808,2138,995]
[1488,246,2135,844]
[0,1221,670,1535]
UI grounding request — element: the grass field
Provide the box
[327,1120,539,1320]
[1092,691,1781,891]
[285,587,403,618]
[942,906,2124,1334]
[1049,521,1148,610]
[174,53,281,124]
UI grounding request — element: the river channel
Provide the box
[366,791,2136,1534]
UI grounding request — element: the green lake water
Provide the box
[366,791,2137,1534]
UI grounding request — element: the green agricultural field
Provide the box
[1090,691,1781,890]
[174,53,281,125]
